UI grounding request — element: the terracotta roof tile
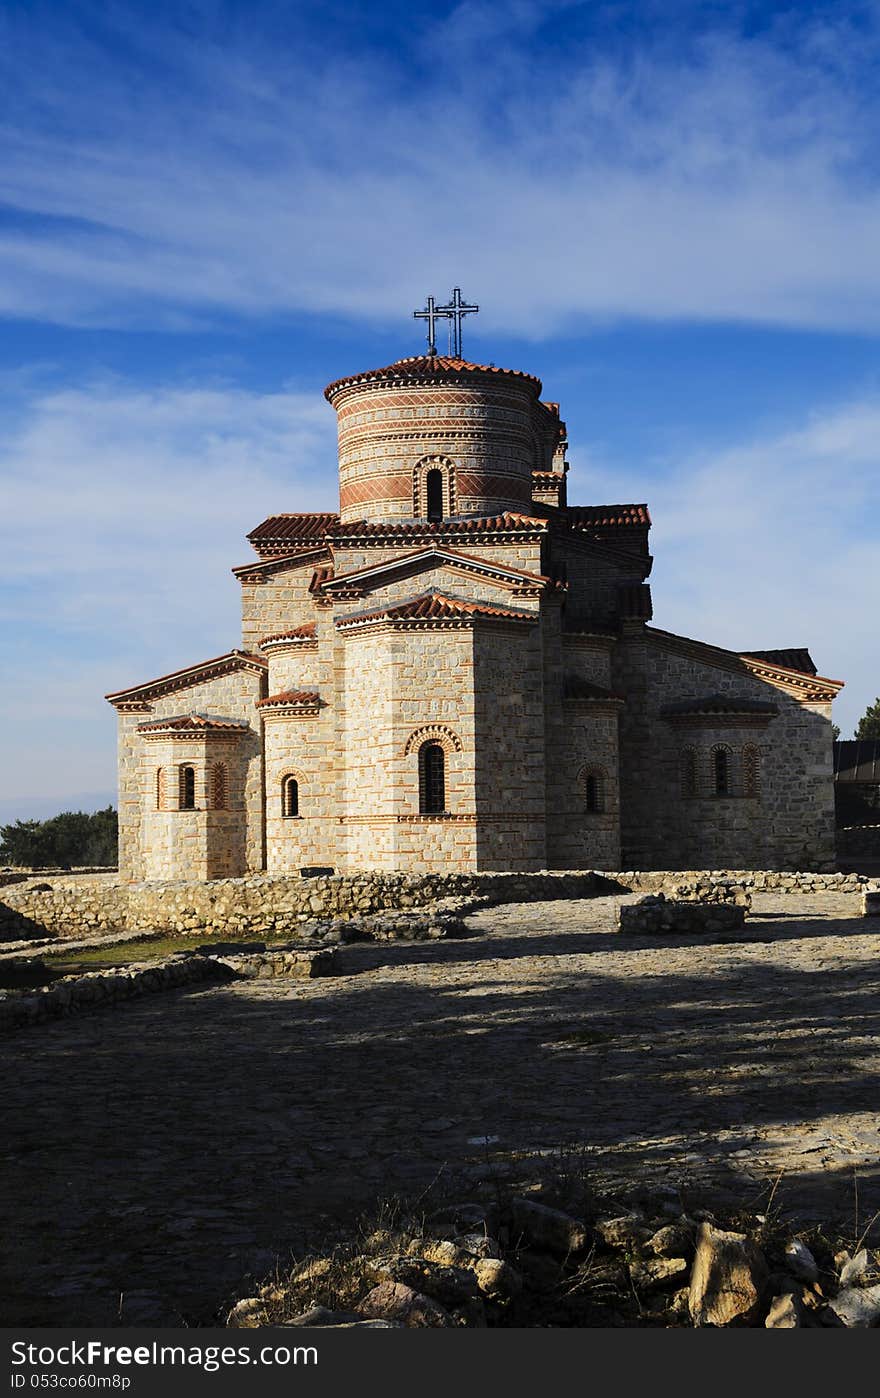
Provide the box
[739,648,817,676]
[336,591,535,628]
[258,623,317,646]
[319,545,557,592]
[256,690,321,710]
[247,513,339,545]
[564,504,651,527]
[331,512,549,541]
[324,355,542,401]
[661,695,780,717]
[137,714,250,734]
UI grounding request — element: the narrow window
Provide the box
[681,747,697,798]
[743,745,760,798]
[179,764,196,810]
[419,742,446,813]
[584,771,604,813]
[426,468,444,522]
[156,768,165,811]
[282,775,299,818]
[713,748,729,796]
[211,762,227,810]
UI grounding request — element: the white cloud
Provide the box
[3,7,880,333]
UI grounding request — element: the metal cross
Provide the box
[413,295,450,355]
[438,287,479,358]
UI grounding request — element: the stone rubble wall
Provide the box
[0,870,601,941]
[0,867,875,945]
[616,895,748,935]
[0,945,340,1033]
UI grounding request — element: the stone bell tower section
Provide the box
[324,356,551,523]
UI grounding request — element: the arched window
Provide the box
[743,745,761,798]
[681,747,697,798]
[712,746,730,797]
[156,767,165,811]
[584,769,605,813]
[179,764,196,810]
[282,775,299,818]
[211,761,227,810]
[426,468,444,522]
[419,742,446,814]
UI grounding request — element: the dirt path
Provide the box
[2,892,879,1326]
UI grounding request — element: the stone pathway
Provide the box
[2,891,879,1326]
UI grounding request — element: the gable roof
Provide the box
[335,591,536,631]
[647,626,843,702]
[106,650,267,708]
[320,546,561,596]
[232,547,331,581]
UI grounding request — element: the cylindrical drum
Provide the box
[324,356,544,523]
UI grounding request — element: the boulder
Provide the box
[474,1258,523,1299]
[226,1297,267,1328]
[688,1222,769,1327]
[595,1214,651,1251]
[357,1280,452,1328]
[510,1197,589,1255]
[765,1293,807,1328]
[827,1284,880,1328]
[649,1221,696,1259]
[630,1256,689,1290]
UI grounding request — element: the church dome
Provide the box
[324,354,547,524]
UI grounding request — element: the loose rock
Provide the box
[688,1222,769,1327]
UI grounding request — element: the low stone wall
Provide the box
[0,871,601,942]
[1,866,874,947]
[616,896,747,936]
[601,869,871,895]
[0,945,340,1033]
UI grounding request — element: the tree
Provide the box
[832,724,841,741]
[854,698,880,741]
[0,807,117,868]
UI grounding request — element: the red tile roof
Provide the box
[564,504,650,527]
[324,355,542,401]
[256,690,321,710]
[137,714,250,734]
[739,648,817,676]
[661,695,780,717]
[331,512,549,541]
[258,623,317,646]
[247,513,339,546]
[335,592,536,629]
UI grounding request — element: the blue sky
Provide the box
[1,0,879,818]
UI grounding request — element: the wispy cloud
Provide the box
[3,3,880,333]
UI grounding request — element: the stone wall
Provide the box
[613,628,837,872]
[0,870,603,941]
[0,946,340,1034]
[616,895,747,935]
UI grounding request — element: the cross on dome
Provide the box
[413,288,479,357]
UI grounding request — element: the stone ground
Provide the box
[3,891,880,1327]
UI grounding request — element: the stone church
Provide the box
[107,308,842,880]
